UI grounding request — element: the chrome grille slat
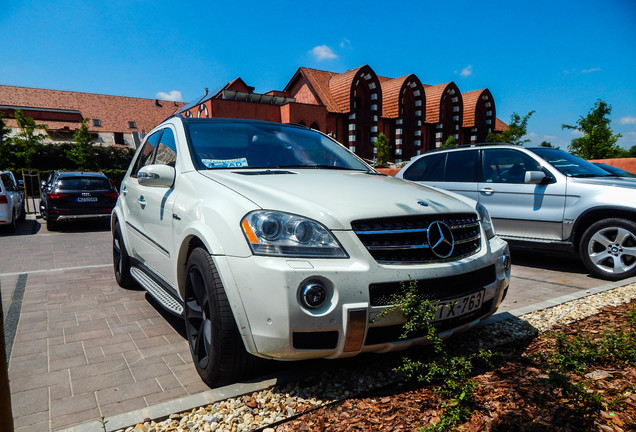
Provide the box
[351,213,482,264]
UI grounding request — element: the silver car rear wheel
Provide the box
[579,218,636,281]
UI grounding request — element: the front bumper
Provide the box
[220,233,511,360]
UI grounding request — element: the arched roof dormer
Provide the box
[328,65,381,114]
[462,89,495,143]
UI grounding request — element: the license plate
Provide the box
[76,197,98,202]
[431,290,485,322]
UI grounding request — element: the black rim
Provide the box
[185,266,212,370]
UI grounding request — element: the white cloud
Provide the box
[581,68,602,74]
[340,38,352,49]
[310,45,338,61]
[155,90,183,102]
[619,116,636,125]
[456,65,472,77]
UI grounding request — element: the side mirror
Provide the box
[524,170,547,185]
[138,164,175,188]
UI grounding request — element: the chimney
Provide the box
[204,88,209,95]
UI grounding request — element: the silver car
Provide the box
[396,145,636,281]
[0,170,25,232]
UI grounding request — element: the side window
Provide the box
[402,153,445,181]
[444,150,478,182]
[1,174,14,191]
[131,130,162,177]
[483,149,541,184]
[154,128,177,167]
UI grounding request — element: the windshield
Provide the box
[184,120,371,172]
[529,148,612,178]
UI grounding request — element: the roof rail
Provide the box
[425,142,513,153]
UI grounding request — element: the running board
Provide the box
[130,266,184,316]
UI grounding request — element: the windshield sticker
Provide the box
[202,158,249,169]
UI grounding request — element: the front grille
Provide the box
[369,265,497,307]
[351,213,481,264]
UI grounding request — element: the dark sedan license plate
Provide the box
[76,197,98,202]
[431,290,485,322]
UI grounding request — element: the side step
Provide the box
[130,266,184,316]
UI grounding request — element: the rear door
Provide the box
[401,150,480,202]
[478,148,567,240]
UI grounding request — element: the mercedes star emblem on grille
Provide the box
[427,221,455,258]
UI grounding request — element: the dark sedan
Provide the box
[40,171,118,230]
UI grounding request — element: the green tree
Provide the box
[540,141,556,148]
[486,111,535,145]
[562,100,622,159]
[0,117,11,167]
[12,109,48,167]
[374,132,391,167]
[442,135,457,148]
[66,118,96,169]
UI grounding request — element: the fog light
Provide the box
[502,253,511,271]
[300,281,326,309]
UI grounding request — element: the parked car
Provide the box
[0,170,26,232]
[40,171,118,231]
[592,162,636,178]
[396,144,636,281]
[112,117,511,386]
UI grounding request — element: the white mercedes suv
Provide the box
[112,117,511,386]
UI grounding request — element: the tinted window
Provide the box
[56,177,111,190]
[530,148,611,178]
[445,150,478,182]
[403,153,445,181]
[154,128,177,167]
[483,149,542,184]
[1,174,16,191]
[131,130,162,177]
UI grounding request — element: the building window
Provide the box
[128,121,137,129]
[114,132,125,145]
[92,119,102,127]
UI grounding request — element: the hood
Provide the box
[199,169,476,230]
[569,176,636,190]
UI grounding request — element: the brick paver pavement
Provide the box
[0,216,624,431]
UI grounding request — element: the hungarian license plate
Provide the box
[431,290,485,322]
[76,197,98,202]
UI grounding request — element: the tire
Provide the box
[7,210,17,233]
[113,223,135,288]
[46,215,58,231]
[579,218,636,281]
[18,203,26,222]
[184,247,254,387]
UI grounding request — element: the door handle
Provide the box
[480,188,494,195]
[121,186,127,196]
[137,196,146,208]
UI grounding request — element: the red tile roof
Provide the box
[379,74,424,119]
[495,117,508,131]
[462,89,494,128]
[0,85,185,133]
[423,82,452,123]
[328,66,365,113]
[288,68,340,112]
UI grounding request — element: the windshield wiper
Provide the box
[277,164,365,171]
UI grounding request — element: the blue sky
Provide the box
[1,0,635,151]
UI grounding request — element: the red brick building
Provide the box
[0,85,184,148]
[1,65,504,162]
[181,65,504,162]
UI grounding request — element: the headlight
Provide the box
[241,211,348,258]
[476,203,496,240]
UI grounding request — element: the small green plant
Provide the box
[374,132,391,168]
[441,135,457,148]
[377,280,492,431]
[99,416,108,431]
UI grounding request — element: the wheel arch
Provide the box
[571,206,636,251]
[176,230,258,355]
